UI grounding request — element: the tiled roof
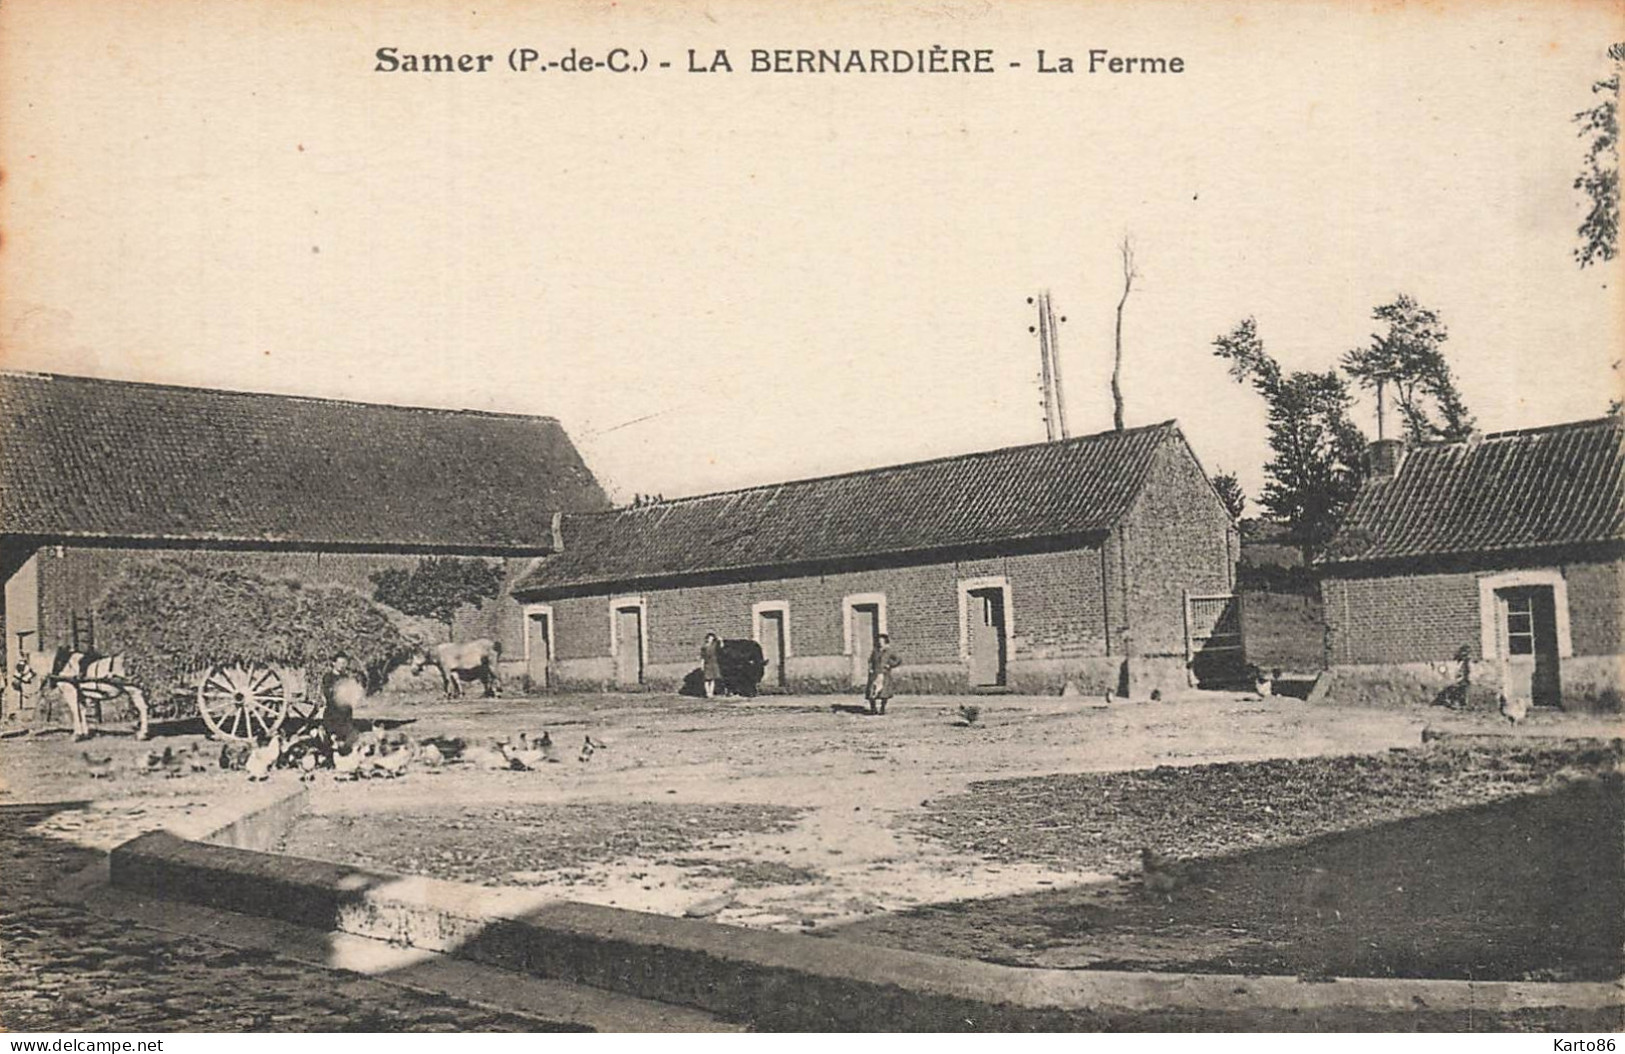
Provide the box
[1320,416,1625,566]
[0,371,609,549]
[518,421,1182,593]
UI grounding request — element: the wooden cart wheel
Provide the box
[196,663,288,742]
[279,680,324,736]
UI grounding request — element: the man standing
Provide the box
[866,633,902,715]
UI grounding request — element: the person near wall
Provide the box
[700,632,723,698]
[866,633,902,715]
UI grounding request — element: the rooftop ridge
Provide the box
[0,368,564,425]
[1413,414,1621,450]
[581,419,1181,516]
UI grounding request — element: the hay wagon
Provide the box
[187,662,320,742]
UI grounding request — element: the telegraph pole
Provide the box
[1029,291,1070,441]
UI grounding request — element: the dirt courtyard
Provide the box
[3,689,1619,984]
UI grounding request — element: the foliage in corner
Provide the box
[370,556,505,630]
[1574,47,1621,269]
[1211,317,1367,559]
[1211,470,1247,521]
[1342,295,1475,443]
[97,558,413,691]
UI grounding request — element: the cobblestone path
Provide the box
[0,801,575,1032]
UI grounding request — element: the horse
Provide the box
[412,639,503,699]
[12,647,151,741]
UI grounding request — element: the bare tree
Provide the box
[1112,236,1139,431]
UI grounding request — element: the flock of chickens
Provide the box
[221,728,613,781]
[81,729,612,784]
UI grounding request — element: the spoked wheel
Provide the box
[197,663,289,742]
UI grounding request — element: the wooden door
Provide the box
[614,606,643,687]
[526,612,551,689]
[759,610,786,688]
[967,587,1007,687]
[1500,586,1560,707]
[850,604,879,687]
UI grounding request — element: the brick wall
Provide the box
[1321,570,1480,664]
[1118,440,1237,657]
[1323,557,1623,665]
[1565,560,1623,658]
[536,545,1110,675]
[33,545,534,658]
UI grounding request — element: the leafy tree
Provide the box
[1212,318,1367,558]
[1211,470,1247,521]
[1574,47,1621,268]
[1342,295,1475,442]
[370,557,504,632]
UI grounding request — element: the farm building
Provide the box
[0,370,609,712]
[512,421,1239,696]
[1316,417,1624,712]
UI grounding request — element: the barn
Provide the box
[0,370,609,716]
[1316,417,1624,712]
[511,421,1239,697]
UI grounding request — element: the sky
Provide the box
[2,0,1621,510]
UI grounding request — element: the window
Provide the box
[1504,593,1534,655]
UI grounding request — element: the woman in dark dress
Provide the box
[700,632,723,698]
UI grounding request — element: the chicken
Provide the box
[416,741,444,768]
[186,742,212,774]
[370,742,414,778]
[578,734,609,763]
[245,735,282,781]
[1499,693,1530,726]
[503,733,547,771]
[461,741,511,771]
[219,742,250,770]
[298,751,320,781]
[537,731,560,764]
[1140,847,1186,902]
[142,749,166,772]
[332,747,364,781]
[160,746,186,778]
[420,736,465,762]
[81,751,115,779]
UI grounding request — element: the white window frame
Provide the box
[841,592,888,655]
[1478,569,1571,660]
[521,603,555,664]
[957,575,1013,661]
[607,595,649,663]
[751,600,793,658]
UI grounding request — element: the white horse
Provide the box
[13,648,150,741]
[411,639,503,699]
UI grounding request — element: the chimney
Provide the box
[550,511,565,553]
[1365,438,1407,482]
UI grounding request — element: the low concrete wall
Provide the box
[108,830,1622,1031]
[1314,659,1624,714]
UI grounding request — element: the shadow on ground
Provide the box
[830,775,1623,982]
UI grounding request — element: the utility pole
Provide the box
[1029,291,1070,441]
